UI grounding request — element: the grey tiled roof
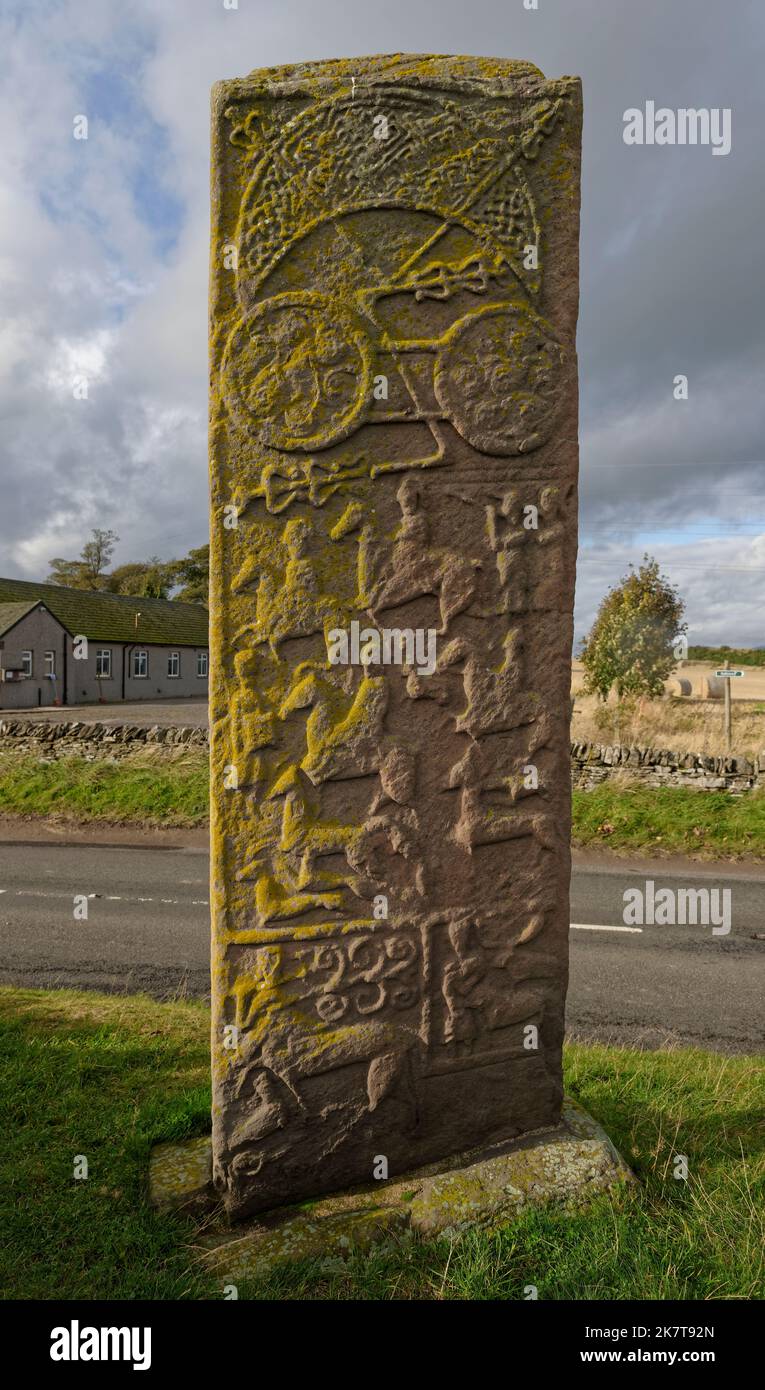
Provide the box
[0,579,208,646]
[0,599,41,637]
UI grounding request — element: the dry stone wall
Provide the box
[1,720,762,794]
[0,719,208,759]
[571,741,765,793]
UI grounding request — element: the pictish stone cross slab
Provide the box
[209,54,582,1219]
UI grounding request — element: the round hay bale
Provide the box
[668,677,692,697]
[701,676,725,699]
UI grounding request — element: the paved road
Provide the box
[0,842,762,1054]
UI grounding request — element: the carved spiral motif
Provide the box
[434,302,564,455]
[222,291,374,452]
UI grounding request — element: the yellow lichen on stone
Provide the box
[209,53,583,1219]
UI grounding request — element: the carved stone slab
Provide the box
[209,54,582,1219]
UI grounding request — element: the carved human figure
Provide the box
[441,917,488,1044]
[237,765,362,923]
[527,483,573,611]
[234,516,341,655]
[278,661,387,784]
[485,487,528,608]
[448,740,557,855]
[367,478,480,634]
[224,648,277,787]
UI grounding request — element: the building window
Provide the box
[168,651,180,679]
[132,649,148,679]
[95,649,112,679]
[196,651,208,678]
[44,651,55,677]
[21,651,33,677]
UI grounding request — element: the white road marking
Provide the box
[0,895,641,927]
[570,922,642,934]
[7,889,209,907]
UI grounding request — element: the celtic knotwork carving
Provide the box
[231,88,566,303]
[220,86,569,469]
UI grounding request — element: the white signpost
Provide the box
[714,670,744,752]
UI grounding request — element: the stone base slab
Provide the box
[148,1134,216,1216]
[149,1101,634,1283]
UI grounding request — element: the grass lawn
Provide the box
[1,988,762,1301]
[2,752,764,858]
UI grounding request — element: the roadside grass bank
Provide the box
[1,752,764,858]
[572,783,765,858]
[1,988,762,1301]
[0,751,208,827]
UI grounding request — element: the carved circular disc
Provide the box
[434,302,564,456]
[222,291,374,452]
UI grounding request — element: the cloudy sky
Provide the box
[1,0,763,644]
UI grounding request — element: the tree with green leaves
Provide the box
[580,555,686,700]
[107,559,175,599]
[171,543,209,605]
[47,532,209,605]
[48,529,119,590]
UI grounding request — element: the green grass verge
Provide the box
[0,989,212,1301]
[1,988,762,1301]
[2,753,764,858]
[572,784,765,858]
[0,753,208,826]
